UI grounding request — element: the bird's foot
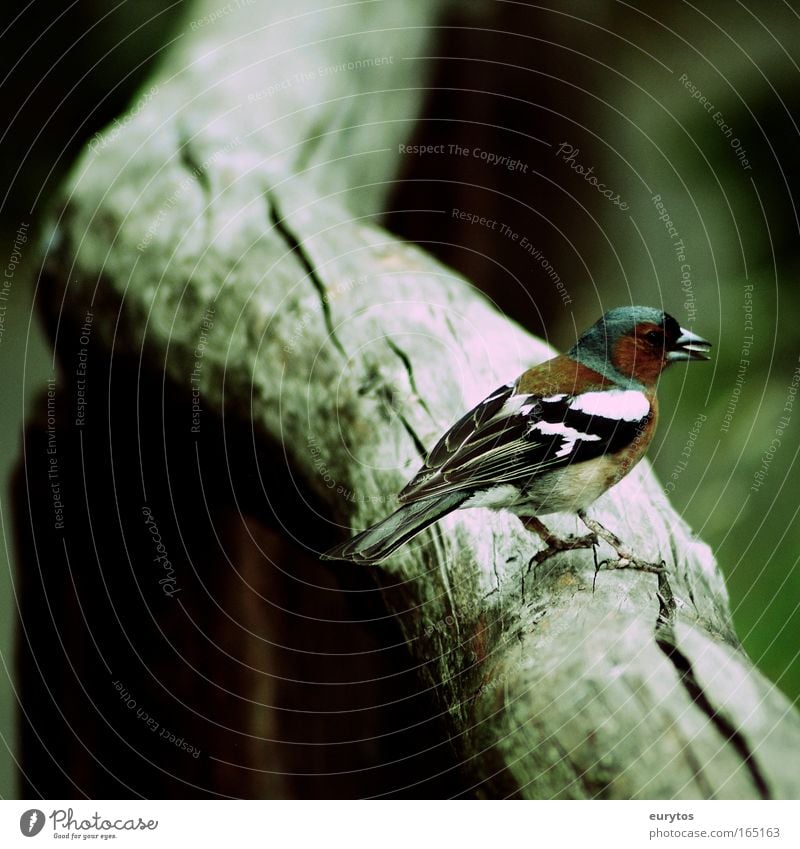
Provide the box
[578,511,667,578]
[529,533,599,569]
[597,555,666,575]
[522,516,598,570]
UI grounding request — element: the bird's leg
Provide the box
[577,511,665,575]
[522,516,598,569]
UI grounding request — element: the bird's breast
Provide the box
[509,454,631,516]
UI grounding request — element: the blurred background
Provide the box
[1,0,798,797]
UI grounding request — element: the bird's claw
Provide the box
[559,531,598,550]
[598,556,667,575]
[527,531,598,572]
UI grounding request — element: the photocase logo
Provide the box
[19,809,45,837]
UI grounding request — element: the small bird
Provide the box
[322,306,711,569]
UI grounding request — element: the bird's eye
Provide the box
[644,330,662,345]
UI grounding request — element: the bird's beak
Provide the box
[667,327,712,362]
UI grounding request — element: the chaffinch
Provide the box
[323,306,711,570]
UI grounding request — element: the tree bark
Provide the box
[30,0,800,798]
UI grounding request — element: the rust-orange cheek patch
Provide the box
[611,333,664,386]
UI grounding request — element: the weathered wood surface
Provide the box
[37,0,800,797]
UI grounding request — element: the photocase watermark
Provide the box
[46,375,65,531]
[19,809,45,837]
[678,73,752,170]
[114,679,200,759]
[554,143,630,210]
[451,208,572,305]
[21,806,158,836]
[720,283,753,434]
[248,56,394,101]
[398,142,529,173]
[88,85,160,154]
[189,0,255,30]
[750,356,800,493]
[141,506,180,596]
[651,194,695,323]
[190,307,215,433]
[664,412,707,493]
[74,310,93,428]
[137,136,243,252]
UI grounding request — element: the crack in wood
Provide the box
[294,115,329,174]
[177,131,214,248]
[266,193,347,357]
[491,533,501,593]
[385,338,435,421]
[395,408,429,461]
[654,572,771,800]
[178,131,213,199]
[369,375,429,461]
[664,706,716,799]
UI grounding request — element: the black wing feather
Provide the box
[425,382,514,468]
[399,385,649,503]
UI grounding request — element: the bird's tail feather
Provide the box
[321,493,466,564]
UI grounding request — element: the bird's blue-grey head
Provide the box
[568,306,711,387]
